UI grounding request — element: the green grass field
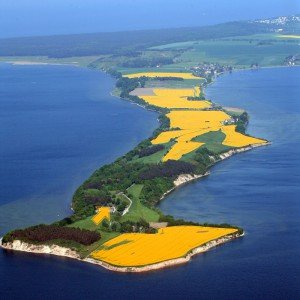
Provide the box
[79,231,121,258]
[150,34,300,68]
[96,32,299,76]
[10,32,295,76]
[193,130,233,154]
[121,184,160,223]
[68,184,159,242]
[193,130,225,144]
[68,217,99,231]
[181,130,233,163]
[116,65,190,74]
[67,218,121,257]
[133,142,174,164]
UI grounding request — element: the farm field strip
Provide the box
[151,110,230,160]
[152,110,267,161]
[91,226,238,267]
[162,141,204,161]
[152,129,211,144]
[123,72,201,79]
[137,87,211,109]
[221,125,266,147]
[167,110,232,129]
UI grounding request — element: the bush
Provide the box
[139,160,196,180]
[138,145,164,157]
[5,225,101,245]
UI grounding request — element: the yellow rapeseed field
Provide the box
[221,125,267,147]
[151,110,266,161]
[152,129,211,145]
[123,72,200,79]
[152,128,211,161]
[176,129,211,143]
[167,110,231,130]
[152,129,188,144]
[152,110,232,160]
[163,141,204,161]
[140,87,211,109]
[92,207,110,225]
[91,226,237,267]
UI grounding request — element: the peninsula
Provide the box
[0,70,267,272]
[1,15,299,272]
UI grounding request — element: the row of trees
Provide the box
[139,160,196,180]
[138,145,164,157]
[234,112,249,133]
[4,225,100,246]
[102,219,156,234]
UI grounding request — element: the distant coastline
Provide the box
[1,231,243,273]
[5,60,78,66]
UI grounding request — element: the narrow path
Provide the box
[121,194,132,216]
[116,192,133,216]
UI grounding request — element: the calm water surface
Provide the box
[1,65,299,299]
[0,63,158,233]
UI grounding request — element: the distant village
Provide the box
[190,63,233,84]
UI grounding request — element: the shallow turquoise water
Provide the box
[1,65,299,299]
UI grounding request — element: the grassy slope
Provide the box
[68,183,159,254]
[67,213,121,257]
[133,142,174,164]
[193,131,233,154]
[78,231,120,258]
[121,184,160,223]
[93,33,299,76]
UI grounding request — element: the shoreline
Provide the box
[218,141,271,161]
[0,63,270,273]
[0,163,243,273]
[160,142,271,202]
[1,231,243,273]
[160,172,210,201]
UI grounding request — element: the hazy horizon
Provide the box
[0,0,299,38]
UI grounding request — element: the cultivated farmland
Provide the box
[91,226,237,267]
[152,110,267,161]
[137,87,211,109]
[123,72,201,79]
[221,125,266,147]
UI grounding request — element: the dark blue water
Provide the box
[1,65,299,299]
[0,63,158,233]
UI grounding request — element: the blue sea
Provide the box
[0,64,299,299]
